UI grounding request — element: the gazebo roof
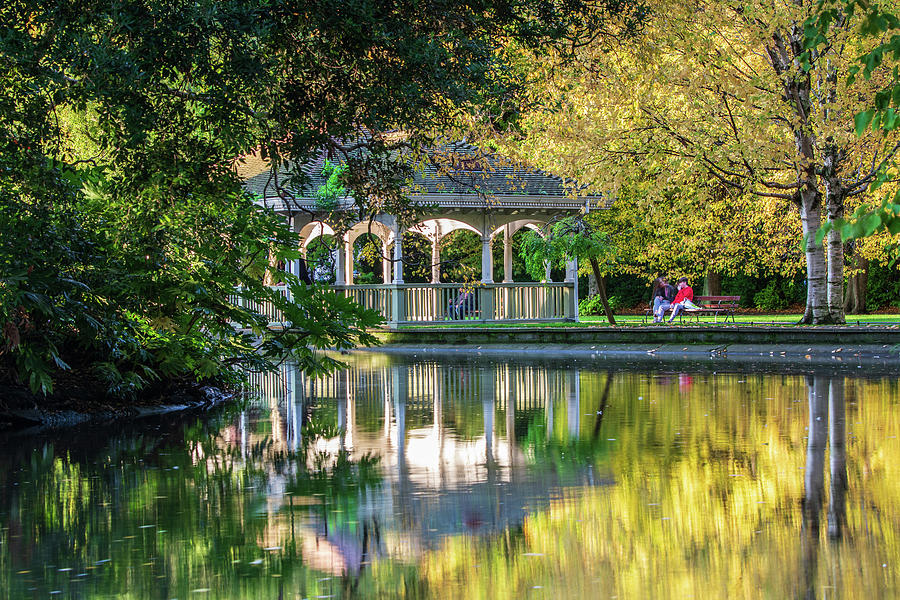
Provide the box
[237,141,604,212]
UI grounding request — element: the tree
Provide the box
[805,1,900,248]
[520,215,619,324]
[487,0,900,323]
[0,0,644,398]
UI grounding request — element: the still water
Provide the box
[1,352,899,599]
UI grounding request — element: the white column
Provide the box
[505,365,516,466]
[481,234,494,283]
[431,225,441,284]
[345,369,355,450]
[503,225,514,283]
[344,237,353,285]
[335,240,345,285]
[392,365,407,457]
[565,258,577,282]
[288,216,300,280]
[543,260,552,283]
[382,240,392,284]
[392,224,404,284]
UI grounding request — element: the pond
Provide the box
[1,352,899,599]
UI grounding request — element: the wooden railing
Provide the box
[334,282,577,326]
[231,281,578,329]
[228,285,289,326]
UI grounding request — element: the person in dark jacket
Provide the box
[651,277,676,323]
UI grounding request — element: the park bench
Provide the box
[644,295,741,324]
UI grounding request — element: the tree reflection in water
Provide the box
[802,376,849,599]
[0,355,898,599]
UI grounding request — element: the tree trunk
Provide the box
[822,145,846,323]
[843,251,868,314]
[703,271,722,296]
[827,378,847,540]
[263,249,279,286]
[767,27,832,325]
[825,226,846,323]
[588,272,599,296]
[798,194,832,324]
[588,258,616,325]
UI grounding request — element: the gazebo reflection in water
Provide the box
[215,356,603,574]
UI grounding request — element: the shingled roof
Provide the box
[238,141,603,209]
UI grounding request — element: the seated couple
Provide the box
[651,277,697,323]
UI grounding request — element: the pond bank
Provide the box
[372,324,900,346]
[367,325,900,374]
[0,383,237,433]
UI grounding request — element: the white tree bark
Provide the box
[826,225,846,323]
[799,194,830,324]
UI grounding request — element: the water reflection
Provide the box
[0,355,898,598]
[802,377,849,599]
[246,360,602,565]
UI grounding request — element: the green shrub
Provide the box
[579,294,623,315]
[751,279,804,310]
[866,261,900,311]
[753,281,789,311]
[579,294,605,315]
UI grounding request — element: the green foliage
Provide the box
[519,216,616,280]
[579,294,605,316]
[580,294,626,315]
[720,274,805,310]
[397,232,433,283]
[817,198,900,245]
[865,259,900,311]
[752,281,790,311]
[305,236,337,283]
[315,160,347,212]
[805,1,900,244]
[603,274,653,307]
[440,230,481,283]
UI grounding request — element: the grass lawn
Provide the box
[580,313,900,326]
[396,313,900,329]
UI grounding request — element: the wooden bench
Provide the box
[680,295,740,323]
[644,295,741,323]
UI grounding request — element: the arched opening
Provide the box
[489,227,550,283]
[440,229,482,282]
[352,233,383,284]
[387,231,432,283]
[305,235,337,283]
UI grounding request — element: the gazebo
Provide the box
[239,142,602,327]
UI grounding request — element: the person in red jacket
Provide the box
[667,277,694,323]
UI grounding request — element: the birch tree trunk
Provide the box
[820,41,847,324]
[798,193,830,324]
[767,26,832,324]
[822,154,847,323]
[825,215,846,323]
